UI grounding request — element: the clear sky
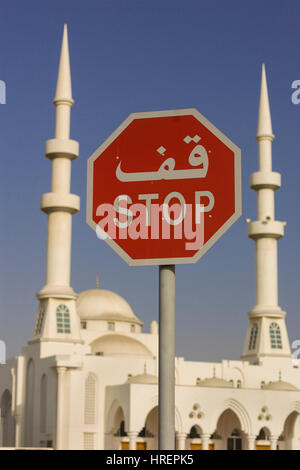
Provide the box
[0,0,299,362]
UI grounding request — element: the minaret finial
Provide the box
[256,64,274,140]
[96,273,100,289]
[54,24,73,105]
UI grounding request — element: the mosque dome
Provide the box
[77,288,143,325]
[128,373,158,384]
[198,375,233,389]
[262,380,298,391]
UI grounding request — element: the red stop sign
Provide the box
[87,109,241,265]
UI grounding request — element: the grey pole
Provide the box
[159,264,175,450]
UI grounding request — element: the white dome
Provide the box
[128,373,158,384]
[77,289,143,325]
[198,376,233,388]
[262,380,298,391]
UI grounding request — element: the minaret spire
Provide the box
[242,64,291,364]
[54,24,73,104]
[33,26,81,345]
[257,64,273,139]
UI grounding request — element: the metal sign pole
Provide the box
[159,264,175,450]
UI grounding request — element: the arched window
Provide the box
[56,305,71,334]
[40,374,47,433]
[248,323,258,350]
[269,322,282,349]
[196,377,201,385]
[84,373,96,425]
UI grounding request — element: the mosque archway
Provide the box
[113,406,127,449]
[215,409,246,450]
[138,406,158,450]
[113,407,126,436]
[282,411,300,450]
[106,403,128,450]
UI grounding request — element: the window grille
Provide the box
[269,322,282,349]
[56,304,71,334]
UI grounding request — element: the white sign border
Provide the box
[86,108,242,266]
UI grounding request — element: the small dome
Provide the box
[77,289,142,325]
[262,380,298,391]
[128,373,158,384]
[198,376,233,388]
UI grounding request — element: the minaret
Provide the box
[31,25,82,348]
[242,65,291,363]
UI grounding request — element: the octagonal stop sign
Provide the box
[86,109,241,265]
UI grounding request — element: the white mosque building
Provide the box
[0,26,300,451]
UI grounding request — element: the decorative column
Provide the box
[247,435,256,450]
[14,414,22,448]
[201,433,211,450]
[241,64,291,363]
[56,366,67,450]
[176,432,187,450]
[270,435,278,450]
[128,431,138,450]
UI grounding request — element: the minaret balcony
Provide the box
[41,192,80,214]
[45,138,79,160]
[248,220,285,240]
[250,171,281,190]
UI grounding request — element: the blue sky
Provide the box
[0,0,299,361]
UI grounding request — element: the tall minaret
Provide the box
[31,26,82,348]
[242,65,291,364]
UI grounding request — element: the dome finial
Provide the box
[96,273,100,289]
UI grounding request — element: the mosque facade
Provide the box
[0,27,299,451]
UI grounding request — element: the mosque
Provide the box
[0,26,299,451]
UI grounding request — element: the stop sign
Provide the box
[87,109,241,265]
